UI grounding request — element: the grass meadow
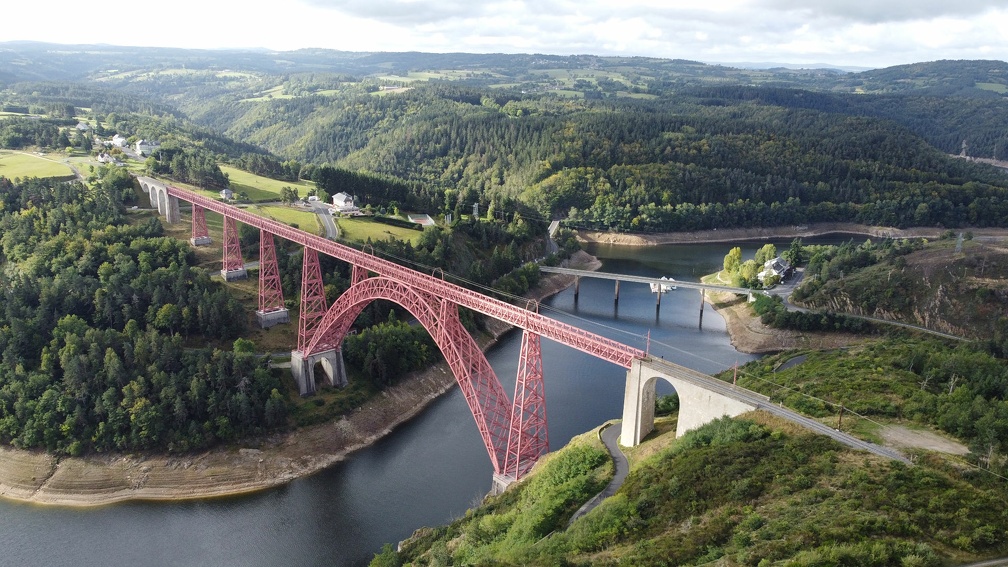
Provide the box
[0,150,76,179]
[220,165,316,201]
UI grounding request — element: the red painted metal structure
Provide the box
[192,204,210,242]
[160,182,645,478]
[504,329,548,478]
[298,247,330,353]
[222,215,244,273]
[258,231,285,314]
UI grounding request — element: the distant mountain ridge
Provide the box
[2,41,1006,97]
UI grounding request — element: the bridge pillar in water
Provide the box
[620,358,757,447]
[290,348,347,396]
[614,280,620,304]
[698,289,705,329]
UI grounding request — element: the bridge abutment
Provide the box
[291,348,348,396]
[620,358,757,447]
[256,307,290,329]
[221,267,248,281]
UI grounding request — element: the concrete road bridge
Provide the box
[140,177,907,490]
[539,265,765,326]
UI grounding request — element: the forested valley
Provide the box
[3,46,1008,476]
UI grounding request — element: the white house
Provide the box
[220,188,234,200]
[332,192,359,214]
[111,134,128,148]
[757,256,793,284]
[135,139,160,156]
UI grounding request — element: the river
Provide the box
[0,237,854,566]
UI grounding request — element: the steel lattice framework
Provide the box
[168,186,642,366]
[162,182,646,475]
[313,276,512,471]
[222,215,244,272]
[504,330,549,479]
[258,230,285,313]
[192,205,210,242]
[298,247,330,353]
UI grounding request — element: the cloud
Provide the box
[5,0,1006,68]
[301,0,492,25]
[754,0,1005,24]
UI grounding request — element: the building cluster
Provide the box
[106,134,160,156]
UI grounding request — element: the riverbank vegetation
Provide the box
[384,413,1008,566]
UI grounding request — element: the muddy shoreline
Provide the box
[578,222,1008,246]
[0,252,600,507]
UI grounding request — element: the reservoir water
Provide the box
[0,238,852,566]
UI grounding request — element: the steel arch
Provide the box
[307,275,512,474]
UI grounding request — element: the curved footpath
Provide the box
[568,421,629,526]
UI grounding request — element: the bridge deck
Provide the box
[539,266,760,295]
[148,179,646,368]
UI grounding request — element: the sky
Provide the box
[3,0,1007,69]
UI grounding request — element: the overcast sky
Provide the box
[4,0,1007,68]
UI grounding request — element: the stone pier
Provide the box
[290,348,348,396]
[256,308,290,329]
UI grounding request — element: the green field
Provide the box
[0,150,76,179]
[336,216,422,244]
[220,165,315,201]
[254,205,322,233]
[976,82,1008,93]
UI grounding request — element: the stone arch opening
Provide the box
[621,359,756,448]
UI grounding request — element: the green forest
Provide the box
[0,173,284,454]
[4,46,1008,564]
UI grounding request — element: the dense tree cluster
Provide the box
[0,176,284,455]
[144,146,229,189]
[343,317,438,387]
[231,153,302,182]
[0,116,72,149]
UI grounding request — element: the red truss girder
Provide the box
[351,264,368,286]
[259,230,285,313]
[166,185,645,369]
[192,205,209,240]
[297,247,329,353]
[222,215,244,272]
[504,330,549,479]
[307,276,512,473]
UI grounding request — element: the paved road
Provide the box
[311,202,339,239]
[959,558,1008,567]
[568,421,629,526]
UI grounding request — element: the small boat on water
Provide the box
[650,276,676,293]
